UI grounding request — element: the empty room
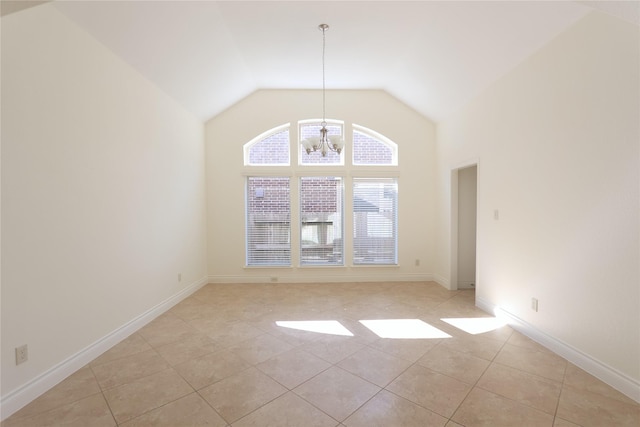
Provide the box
[1,1,638,426]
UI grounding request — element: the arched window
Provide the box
[298,120,344,165]
[243,124,290,166]
[244,120,398,267]
[352,124,398,166]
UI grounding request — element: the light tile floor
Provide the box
[3,282,639,426]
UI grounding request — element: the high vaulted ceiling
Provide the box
[11,1,640,122]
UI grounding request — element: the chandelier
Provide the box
[301,24,345,157]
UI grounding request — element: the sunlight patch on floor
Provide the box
[275,320,354,336]
[441,317,506,335]
[359,319,452,339]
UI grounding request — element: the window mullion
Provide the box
[290,177,301,267]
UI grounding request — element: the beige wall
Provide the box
[205,89,436,283]
[1,4,207,401]
[436,11,639,386]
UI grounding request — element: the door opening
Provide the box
[450,164,478,291]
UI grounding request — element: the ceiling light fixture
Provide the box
[301,24,344,157]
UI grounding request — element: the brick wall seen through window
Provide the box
[300,177,343,265]
[353,130,394,165]
[248,129,290,165]
[246,177,290,265]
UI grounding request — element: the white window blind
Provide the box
[300,177,344,265]
[246,177,291,266]
[353,178,398,265]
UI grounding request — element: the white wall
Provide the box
[436,11,639,397]
[1,4,207,412]
[206,90,436,283]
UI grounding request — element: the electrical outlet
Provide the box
[494,209,500,220]
[415,259,420,266]
[178,273,182,282]
[531,298,539,312]
[16,345,28,365]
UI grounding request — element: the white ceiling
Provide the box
[41,1,636,122]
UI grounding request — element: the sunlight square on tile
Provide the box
[275,320,354,336]
[441,317,507,335]
[359,319,451,339]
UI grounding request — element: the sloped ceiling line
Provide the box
[6,1,636,122]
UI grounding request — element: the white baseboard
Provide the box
[208,273,434,284]
[0,276,209,421]
[476,296,640,404]
[432,274,451,290]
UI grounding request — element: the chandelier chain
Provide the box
[322,24,326,125]
[301,23,344,157]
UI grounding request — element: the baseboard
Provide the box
[208,273,434,284]
[0,276,209,421]
[432,274,451,290]
[476,296,640,404]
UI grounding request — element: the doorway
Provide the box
[450,164,478,290]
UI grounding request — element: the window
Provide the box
[353,125,398,166]
[299,121,344,165]
[353,178,398,265]
[246,177,291,266]
[300,177,344,265]
[244,124,290,166]
[244,120,399,267]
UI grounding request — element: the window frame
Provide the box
[245,176,292,267]
[243,119,401,268]
[352,177,399,266]
[299,176,345,266]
